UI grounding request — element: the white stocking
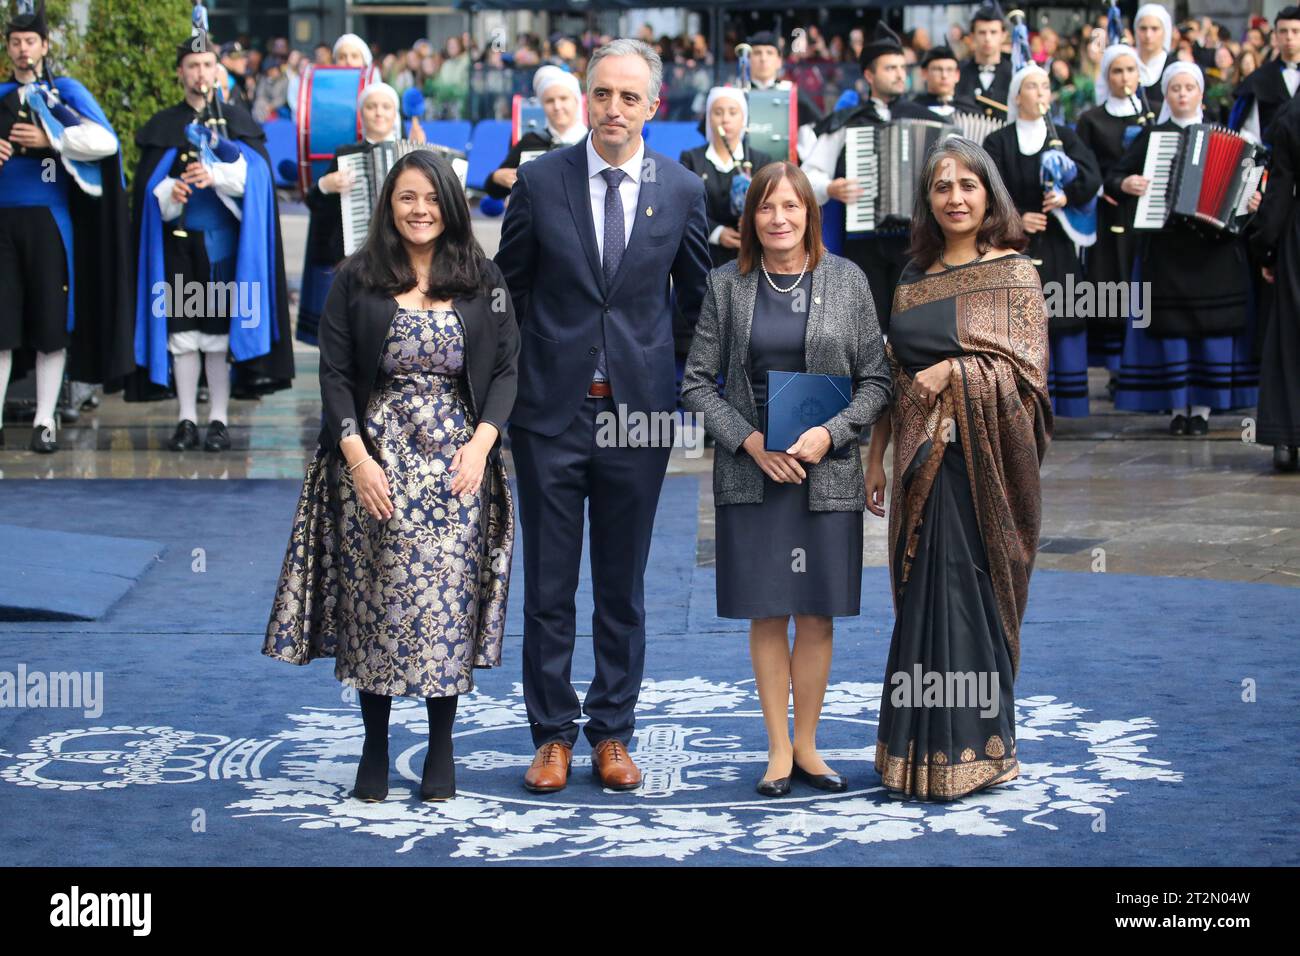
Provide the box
[203,350,230,425]
[173,350,201,424]
[0,349,11,429]
[33,348,66,431]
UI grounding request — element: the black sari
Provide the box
[876,255,1053,800]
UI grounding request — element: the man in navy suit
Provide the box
[496,38,710,794]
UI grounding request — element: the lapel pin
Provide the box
[645,206,653,217]
[814,296,821,305]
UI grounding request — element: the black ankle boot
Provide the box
[352,690,391,802]
[420,694,458,801]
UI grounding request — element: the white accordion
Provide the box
[337,140,470,256]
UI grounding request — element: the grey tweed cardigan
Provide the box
[681,253,892,511]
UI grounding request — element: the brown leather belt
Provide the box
[587,381,613,398]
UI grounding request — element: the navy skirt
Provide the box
[715,473,863,620]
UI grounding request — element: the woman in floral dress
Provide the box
[264,150,519,803]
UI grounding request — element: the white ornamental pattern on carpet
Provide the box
[0,679,1183,862]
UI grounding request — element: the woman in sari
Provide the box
[864,136,1052,800]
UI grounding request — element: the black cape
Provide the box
[125,99,294,401]
[1249,97,1300,445]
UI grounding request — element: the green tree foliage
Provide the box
[4,0,194,182]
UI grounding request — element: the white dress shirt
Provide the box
[586,131,644,262]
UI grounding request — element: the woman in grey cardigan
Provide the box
[682,162,891,797]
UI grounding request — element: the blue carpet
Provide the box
[0,479,1295,866]
[0,524,164,622]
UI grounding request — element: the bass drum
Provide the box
[296,64,380,192]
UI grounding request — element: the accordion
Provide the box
[843,119,956,234]
[337,140,469,256]
[947,111,1006,147]
[1132,124,1266,235]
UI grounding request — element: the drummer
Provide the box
[332,33,373,71]
[745,30,822,162]
[485,65,587,200]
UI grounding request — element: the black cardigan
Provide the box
[317,257,520,461]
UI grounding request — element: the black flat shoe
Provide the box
[203,420,230,452]
[169,419,200,451]
[1168,414,1188,436]
[755,774,792,797]
[29,423,57,454]
[1274,445,1300,473]
[792,760,847,793]
[1186,415,1209,436]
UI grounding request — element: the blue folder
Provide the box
[764,370,852,452]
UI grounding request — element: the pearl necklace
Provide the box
[761,253,810,293]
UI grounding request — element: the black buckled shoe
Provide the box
[203,420,230,452]
[169,419,200,451]
[792,760,848,793]
[1186,414,1209,437]
[1274,445,1300,473]
[1168,414,1188,436]
[29,422,57,454]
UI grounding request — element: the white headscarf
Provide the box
[533,64,581,100]
[1135,4,1174,53]
[705,86,749,130]
[357,82,399,142]
[531,65,586,142]
[1007,64,1049,123]
[333,33,372,68]
[1157,61,1204,125]
[1096,44,1142,105]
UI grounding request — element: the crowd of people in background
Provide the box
[210,13,1284,128]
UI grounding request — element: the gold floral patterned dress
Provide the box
[263,306,514,698]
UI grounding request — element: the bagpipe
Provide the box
[1108,0,1156,146]
[171,81,238,238]
[1011,8,1098,246]
[6,60,107,196]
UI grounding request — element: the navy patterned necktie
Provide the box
[600,167,627,287]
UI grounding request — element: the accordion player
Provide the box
[802,21,943,326]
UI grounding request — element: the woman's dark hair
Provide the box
[351,149,486,299]
[736,161,825,275]
[907,136,1027,269]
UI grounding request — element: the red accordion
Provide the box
[1132,124,1267,235]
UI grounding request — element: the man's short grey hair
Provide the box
[586,38,664,103]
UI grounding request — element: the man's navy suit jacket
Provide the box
[495,137,711,437]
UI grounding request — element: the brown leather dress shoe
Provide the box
[592,739,641,791]
[523,741,573,793]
